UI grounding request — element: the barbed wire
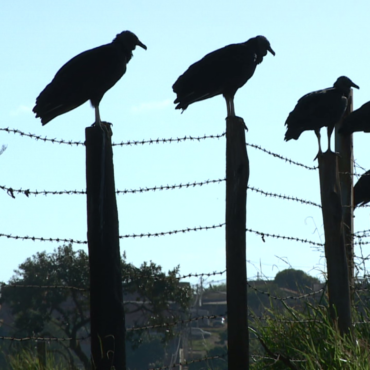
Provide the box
[112,133,226,146]
[0,225,323,247]
[0,271,227,292]
[0,128,84,146]
[246,228,324,247]
[148,353,227,370]
[176,270,226,280]
[247,282,326,301]
[2,127,321,172]
[1,181,321,211]
[0,283,87,292]
[250,354,307,363]
[0,127,226,147]
[127,314,225,332]
[0,334,90,342]
[0,233,87,244]
[246,142,318,171]
[248,186,321,208]
[120,223,225,239]
[1,179,224,199]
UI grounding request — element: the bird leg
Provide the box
[95,106,103,128]
[326,125,334,153]
[313,128,323,160]
[93,106,113,136]
[224,96,248,130]
[225,96,235,118]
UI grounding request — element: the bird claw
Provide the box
[91,121,113,136]
[313,151,323,161]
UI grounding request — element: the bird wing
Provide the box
[173,43,257,107]
[50,44,127,99]
[287,88,347,127]
[354,170,370,207]
[339,101,370,135]
[34,44,128,123]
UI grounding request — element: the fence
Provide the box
[1,126,370,369]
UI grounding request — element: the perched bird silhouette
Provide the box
[33,31,147,128]
[354,170,370,208]
[339,101,370,135]
[172,35,275,118]
[284,76,359,158]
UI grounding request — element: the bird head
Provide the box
[114,31,147,51]
[256,36,275,57]
[334,76,359,94]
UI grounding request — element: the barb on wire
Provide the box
[246,142,318,171]
[246,228,324,247]
[247,281,326,301]
[248,186,321,208]
[1,283,87,292]
[149,353,227,370]
[112,132,226,146]
[120,223,225,239]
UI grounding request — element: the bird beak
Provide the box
[137,40,147,50]
[268,46,275,56]
[351,81,359,89]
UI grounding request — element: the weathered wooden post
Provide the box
[226,116,249,369]
[86,125,126,369]
[318,152,352,335]
[335,90,354,302]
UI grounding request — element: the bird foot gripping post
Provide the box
[86,125,126,370]
[225,116,250,369]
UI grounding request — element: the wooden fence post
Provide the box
[226,116,249,369]
[318,152,352,335]
[335,90,354,303]
[86,125,126,370]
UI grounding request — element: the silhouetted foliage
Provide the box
[274,269,320,293]
[2,245,191,369]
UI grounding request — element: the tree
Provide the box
[1,245,192,369]
[274,269,320,293]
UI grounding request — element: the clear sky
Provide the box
[1,0,370,287]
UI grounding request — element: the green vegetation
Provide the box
[2,262,370,369]
[1,245,191,369]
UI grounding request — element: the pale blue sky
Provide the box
[1,1,370,286]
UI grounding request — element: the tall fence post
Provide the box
[335,90,354,303]
[226,116,249,369]
[86,125,126,370]
[318,152,352,335]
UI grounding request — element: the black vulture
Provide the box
[284,76,359,158]
[33,31,147,128]
[354,170,370,208]
[339,101,370,135]
[172,35,275,118]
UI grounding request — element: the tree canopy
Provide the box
[1,244,191,369]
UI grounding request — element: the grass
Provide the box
[249,301,370,369]
[6,349,65,370]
